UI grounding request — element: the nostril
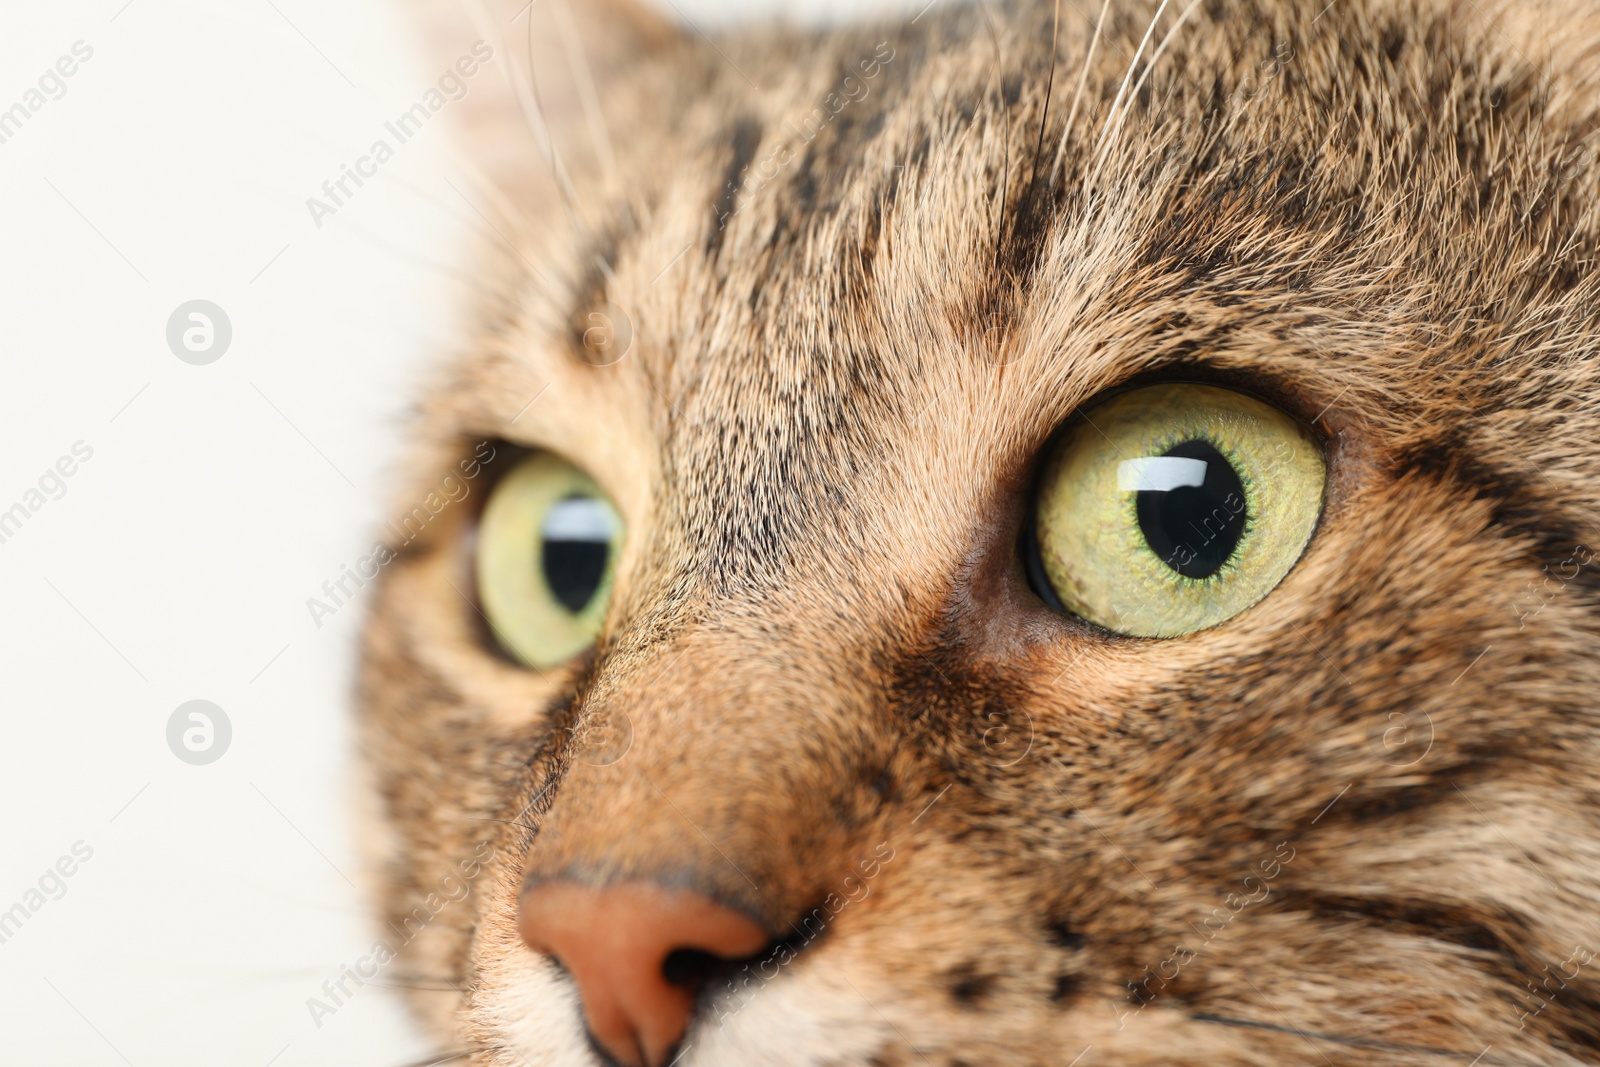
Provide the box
[519,881,770,1067]
[661,947,724,988]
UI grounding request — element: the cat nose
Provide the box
[519,881,770,1067]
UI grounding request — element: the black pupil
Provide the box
[1134,439,1248,580]
[540,496,614,614]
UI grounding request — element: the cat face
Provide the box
[360,0,1600,1064]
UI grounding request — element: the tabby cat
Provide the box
[359,0,1600,1063]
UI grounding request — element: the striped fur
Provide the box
[361,0,1600,1063]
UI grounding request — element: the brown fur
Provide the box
[360,0,1600,1062]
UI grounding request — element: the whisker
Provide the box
[978,1,1011,270]
[522,8,588,239]
[456,1,554,165]
[463,815,538,831]
[1050,0,1110,186]
[459,0,589,242]
[552,0,617,182]
[442,174,556,288]
[332,215,503,301]
[1087,0,1205,187]
[1026,0,1062,196]
[1084,0,1171,195]
[432,140,551,265]
[383,968,468,981]
[392,1050,477,1067]
[1193,1013,1514,1062]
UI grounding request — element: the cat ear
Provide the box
[408,0,681,200]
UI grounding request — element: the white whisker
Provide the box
[1084,0,1171,194]
[460,0,589,241]
[552,0,617,182]
[1050,0,1111,185]
[1088,0,1206,188]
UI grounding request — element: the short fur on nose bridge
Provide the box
[519,881,771,1067]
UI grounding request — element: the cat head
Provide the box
[360,1,1600,1064]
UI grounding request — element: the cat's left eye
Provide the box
[1028,383,1324,637]
[476,451,623,668]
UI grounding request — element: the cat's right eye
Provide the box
[1027,383,1324,637]
[476,451,623,669]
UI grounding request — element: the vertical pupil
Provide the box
[1135,440,1247,580]
[540,496,615,614]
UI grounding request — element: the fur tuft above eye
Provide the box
[1028,384,1325,637]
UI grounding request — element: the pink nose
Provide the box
[519,882,770,1067]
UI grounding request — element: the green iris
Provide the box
[477,452,623,668]
[1033,384,1324,637]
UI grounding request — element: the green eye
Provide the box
[477,452,623,668]
[1031,384,1324,637]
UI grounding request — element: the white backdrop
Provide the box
[0,1,921,1064]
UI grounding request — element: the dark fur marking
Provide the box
[1392,433,1600,603]
[1285,891,1528,956]
[1047,920,1087,950]
[1050,974,1081,1002]
[947,963,997,1006]
[564,228,627,366]
[706,116,764,258]
[1285,891,1600,1054]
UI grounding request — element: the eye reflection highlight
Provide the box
[1116,456,1208,492]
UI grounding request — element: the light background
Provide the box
[0,1,920,1064]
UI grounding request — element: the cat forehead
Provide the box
[434,0,1600,546]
